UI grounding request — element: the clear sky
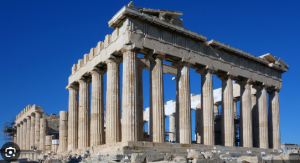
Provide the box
[0,0,299,149]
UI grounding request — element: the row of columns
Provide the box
[67,49,281,150]
[15,111,46,157]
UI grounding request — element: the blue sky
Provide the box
[0,0,299,148]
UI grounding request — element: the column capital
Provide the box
[120,44,139,53]
[235,78,253,85]
[17,123,20,127]
[216,74,235,81]
[145,51,165,61]
[172,58,193,68]
[267,86,281,93]
[196,67,215,75]
[105,55,122,64]
[31,112,36,117]
[23,118,27,122]
[90,67,105,76]
[78,77,91,84]
[66,83,79,91]
[252,83,270,91]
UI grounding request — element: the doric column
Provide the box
[78,78,91,148]
[233,97,239,146]
[59,111,68,152]
[17,124,20,146]
[257,85,269,148]
[169,114,176,142]
[195,108,202,144]
[175,62,191,144]
[23,119,27,150]
[67,85,79,150]
[40,118,47,151]
[35,112,42,150]
[26,116,31,154]
[122,48,138,142]
[268,88,280,149]
[106,58,121,143]
[237,78,253,147]
[219,75,235,147]
[30,114,35,149]
[20,122,23,150]
[150,54,165,143]
[137,66,144,141]
[90,69,105,146]
[198,68,214,145]
[252,93,259,148]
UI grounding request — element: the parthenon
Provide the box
[12,2,292,162]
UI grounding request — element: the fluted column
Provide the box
[59,111,68,152]
[268,88,280,149]
[252,93,259,147]
[137,66,144,141]
[90,69,105,146]
[198,68,214,145]
[169,114,176,141]
[17,124,20,146]
[30,114,35,149]
[35,112,42,149]
[220,75,234,146]
[106,58,121,143]
[195,108,202,143]
[257,85,268,148]
[78,78,90,148]
[176,62,191,144]
[67,85,79,150]
[150,54,165,143]
[26,116,31,157]
[23,119,27,151]
[237,79,253,147]
[122,49,138,142]
[40,118,47,151]
[20,122,23,151]
[233,97,239,146]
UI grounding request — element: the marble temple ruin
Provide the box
[12,2,293,162]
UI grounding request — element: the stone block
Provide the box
[146,153,165,163]
[78,59,84,68]
[187,151,204,159]
[164,154,173,161]
[236,155,258,163]
[108,154,123,161]
[131,153,146,163]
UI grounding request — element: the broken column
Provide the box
[150,54,165,143]
[40,118,47,151]
[106,58,121,143]
[59,111,68,152]
[67,85,78,150]
[78,78,90,148]
[237,78,253,147]
[122,48,138,142]
[176,62,191,144]
[45,135,52,152]
[90,69,105,146]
